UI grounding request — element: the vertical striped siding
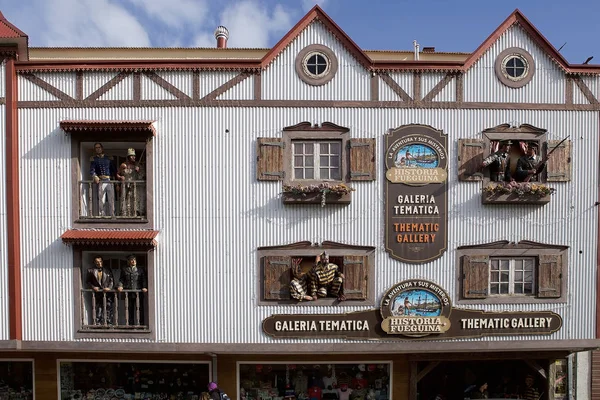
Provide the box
[18,77,59,102]
[140,74,177,101]
[198,71,239,99]
[218,76,254,100]
[98,75,133,101]
[0,104,8,340]
[16,105,598,344]
[36,72,78,98]
[156,71,194,98]
[464,24,566,103]
[82,72,119,99]
[0,61,6,98]
[261,21,370,101]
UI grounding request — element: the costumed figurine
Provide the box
[309,252,346,301]
[289,258,313,301]
[85,256,114,325]
[117,254,148,326]
[116,148,145,217]
[480,140,512,182]
[89,142,116,217]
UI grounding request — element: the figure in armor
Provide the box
[86,256,114,325]
[117,255,148,326]
[90,143,116,216]
[309,252,346,301]
[117,148,145,217]
[481,140,512,182]
[289,258,313,301]
[515,141,540,182]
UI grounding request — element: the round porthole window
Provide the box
[295,44,338,86]
[494,47,535,88]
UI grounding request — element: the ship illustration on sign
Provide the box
[394,145,439,168]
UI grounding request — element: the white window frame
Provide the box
[489,257,536,296]
[292,140,342,181]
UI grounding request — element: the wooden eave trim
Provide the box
[457,240,569,251]
[260,6,372,70]
[60,120,156,136]
[15,59,261,72]
[283,121,350,132]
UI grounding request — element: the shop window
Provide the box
[457,241,568,304]
[59,360,210,400]
[239,362,391,400]
[61,120,155,227]
[256,122,376,205]
[259,241,375,305]
[457,123,571,205]
[0,360,34,399]
[67,244,156,339]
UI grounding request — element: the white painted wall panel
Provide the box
[199,71,238,99]
[218,75,254,100]
[433,77,456,102]
[583,76,600,103]
[36,72,77,98]
[391,72,413,99]
[0,60,5,98]
[422,73,446,99]
[141,74,177,100]
[83,72,119,99]
[98,75,133,101]
[0,105,8,340]
[261,21,371,101]
[18,105,598,345]
[157,71,194,98]
[464,24,566,103]
[18,77,60,101]
[573,83,589,105]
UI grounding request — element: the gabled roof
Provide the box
[462,9,600,74]
[0,11,29,60]
[260,5,372,70]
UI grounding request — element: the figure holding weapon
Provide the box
[516,136,569,182]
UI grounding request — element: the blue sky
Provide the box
[1,0,599,64]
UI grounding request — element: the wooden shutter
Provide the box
[546,139,571,182]
[537,254,562,298]
[256,137,284,181]
[342,255,368,300]
[263,256,291,300]
[458,139,484,181]
[591,351,600,399]
[349,138,376,181]
[462,255,489,299]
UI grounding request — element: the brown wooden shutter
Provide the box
[537,254,562,298]
[263,256,291,300]
[342,255,368,300]
[462,255,489,299]
[546,139,571,182]
[591,351,600,399]
[256,137,284,181]
[349,138,376,181]
[458,139,484,181]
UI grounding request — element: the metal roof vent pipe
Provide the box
[215,26,229,49]
[413,40,420,60]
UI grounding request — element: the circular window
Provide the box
[494,47,535,88]
[295,44,338,86]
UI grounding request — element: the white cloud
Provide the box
[124,0,210,29]
[302,0,327,12]
[206,1,293,48]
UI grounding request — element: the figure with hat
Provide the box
[309,252,346,302]
[117,254,147,326]
[515,141,540,182]
[90,142,117,217]
[481,140,512,182]
[116,148,145,217]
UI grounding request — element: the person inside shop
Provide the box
[491,372,517,398]
[519,374,540,400]
[207,382,230,400]
[468,379,488,399]
[86,256,115,325]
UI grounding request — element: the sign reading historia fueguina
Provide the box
[262,280,562,340]
[385,125,448,263]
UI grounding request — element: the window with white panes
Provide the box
[489,257,535,296]
[293,140,342,181]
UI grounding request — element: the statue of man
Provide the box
[481,140,512,182]
[289,258,313,302]
[86,256,114,325]
[89,143,116,216]
[309,252,345,301]
[515,141,540,182]
[117,148,145,217]
[117,255,148,326]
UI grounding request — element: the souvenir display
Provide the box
[0,361,34,400]
[238,363,390,400]
[59,362,210,400]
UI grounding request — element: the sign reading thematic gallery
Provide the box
[262,280,563,340]
[384,125,448,263]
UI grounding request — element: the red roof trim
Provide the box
[260,5,372,70]
[0,11,28,38]
[61,230,159,246]
[60,120,156,136]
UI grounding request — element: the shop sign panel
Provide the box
[263,280,562,340]
[384,124,448,263]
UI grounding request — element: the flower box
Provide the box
[482,182,554,205]
[282,183,354,206]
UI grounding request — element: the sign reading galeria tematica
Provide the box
[384,125,448,263]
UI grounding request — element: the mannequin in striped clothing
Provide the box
[290,257,313,301]
[310,252,346,301]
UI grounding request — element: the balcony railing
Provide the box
[78,180,147,220]
[80,289,148,332]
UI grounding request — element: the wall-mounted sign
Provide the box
[262,280,562,340]
[384,125,448,263]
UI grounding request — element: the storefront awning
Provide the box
[60,229,159,247]
[59,120,156,136]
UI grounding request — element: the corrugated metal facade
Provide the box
[36,72,78,99]
[379,73,413,101]
[261,21,371,101]
[0,96,8,340]
[17,105,599,343]
[141,74,178,101]
[463,24,566,103]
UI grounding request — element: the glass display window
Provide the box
[237,362,391,400]
[0,360,34,400]
[58,360,210,400]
